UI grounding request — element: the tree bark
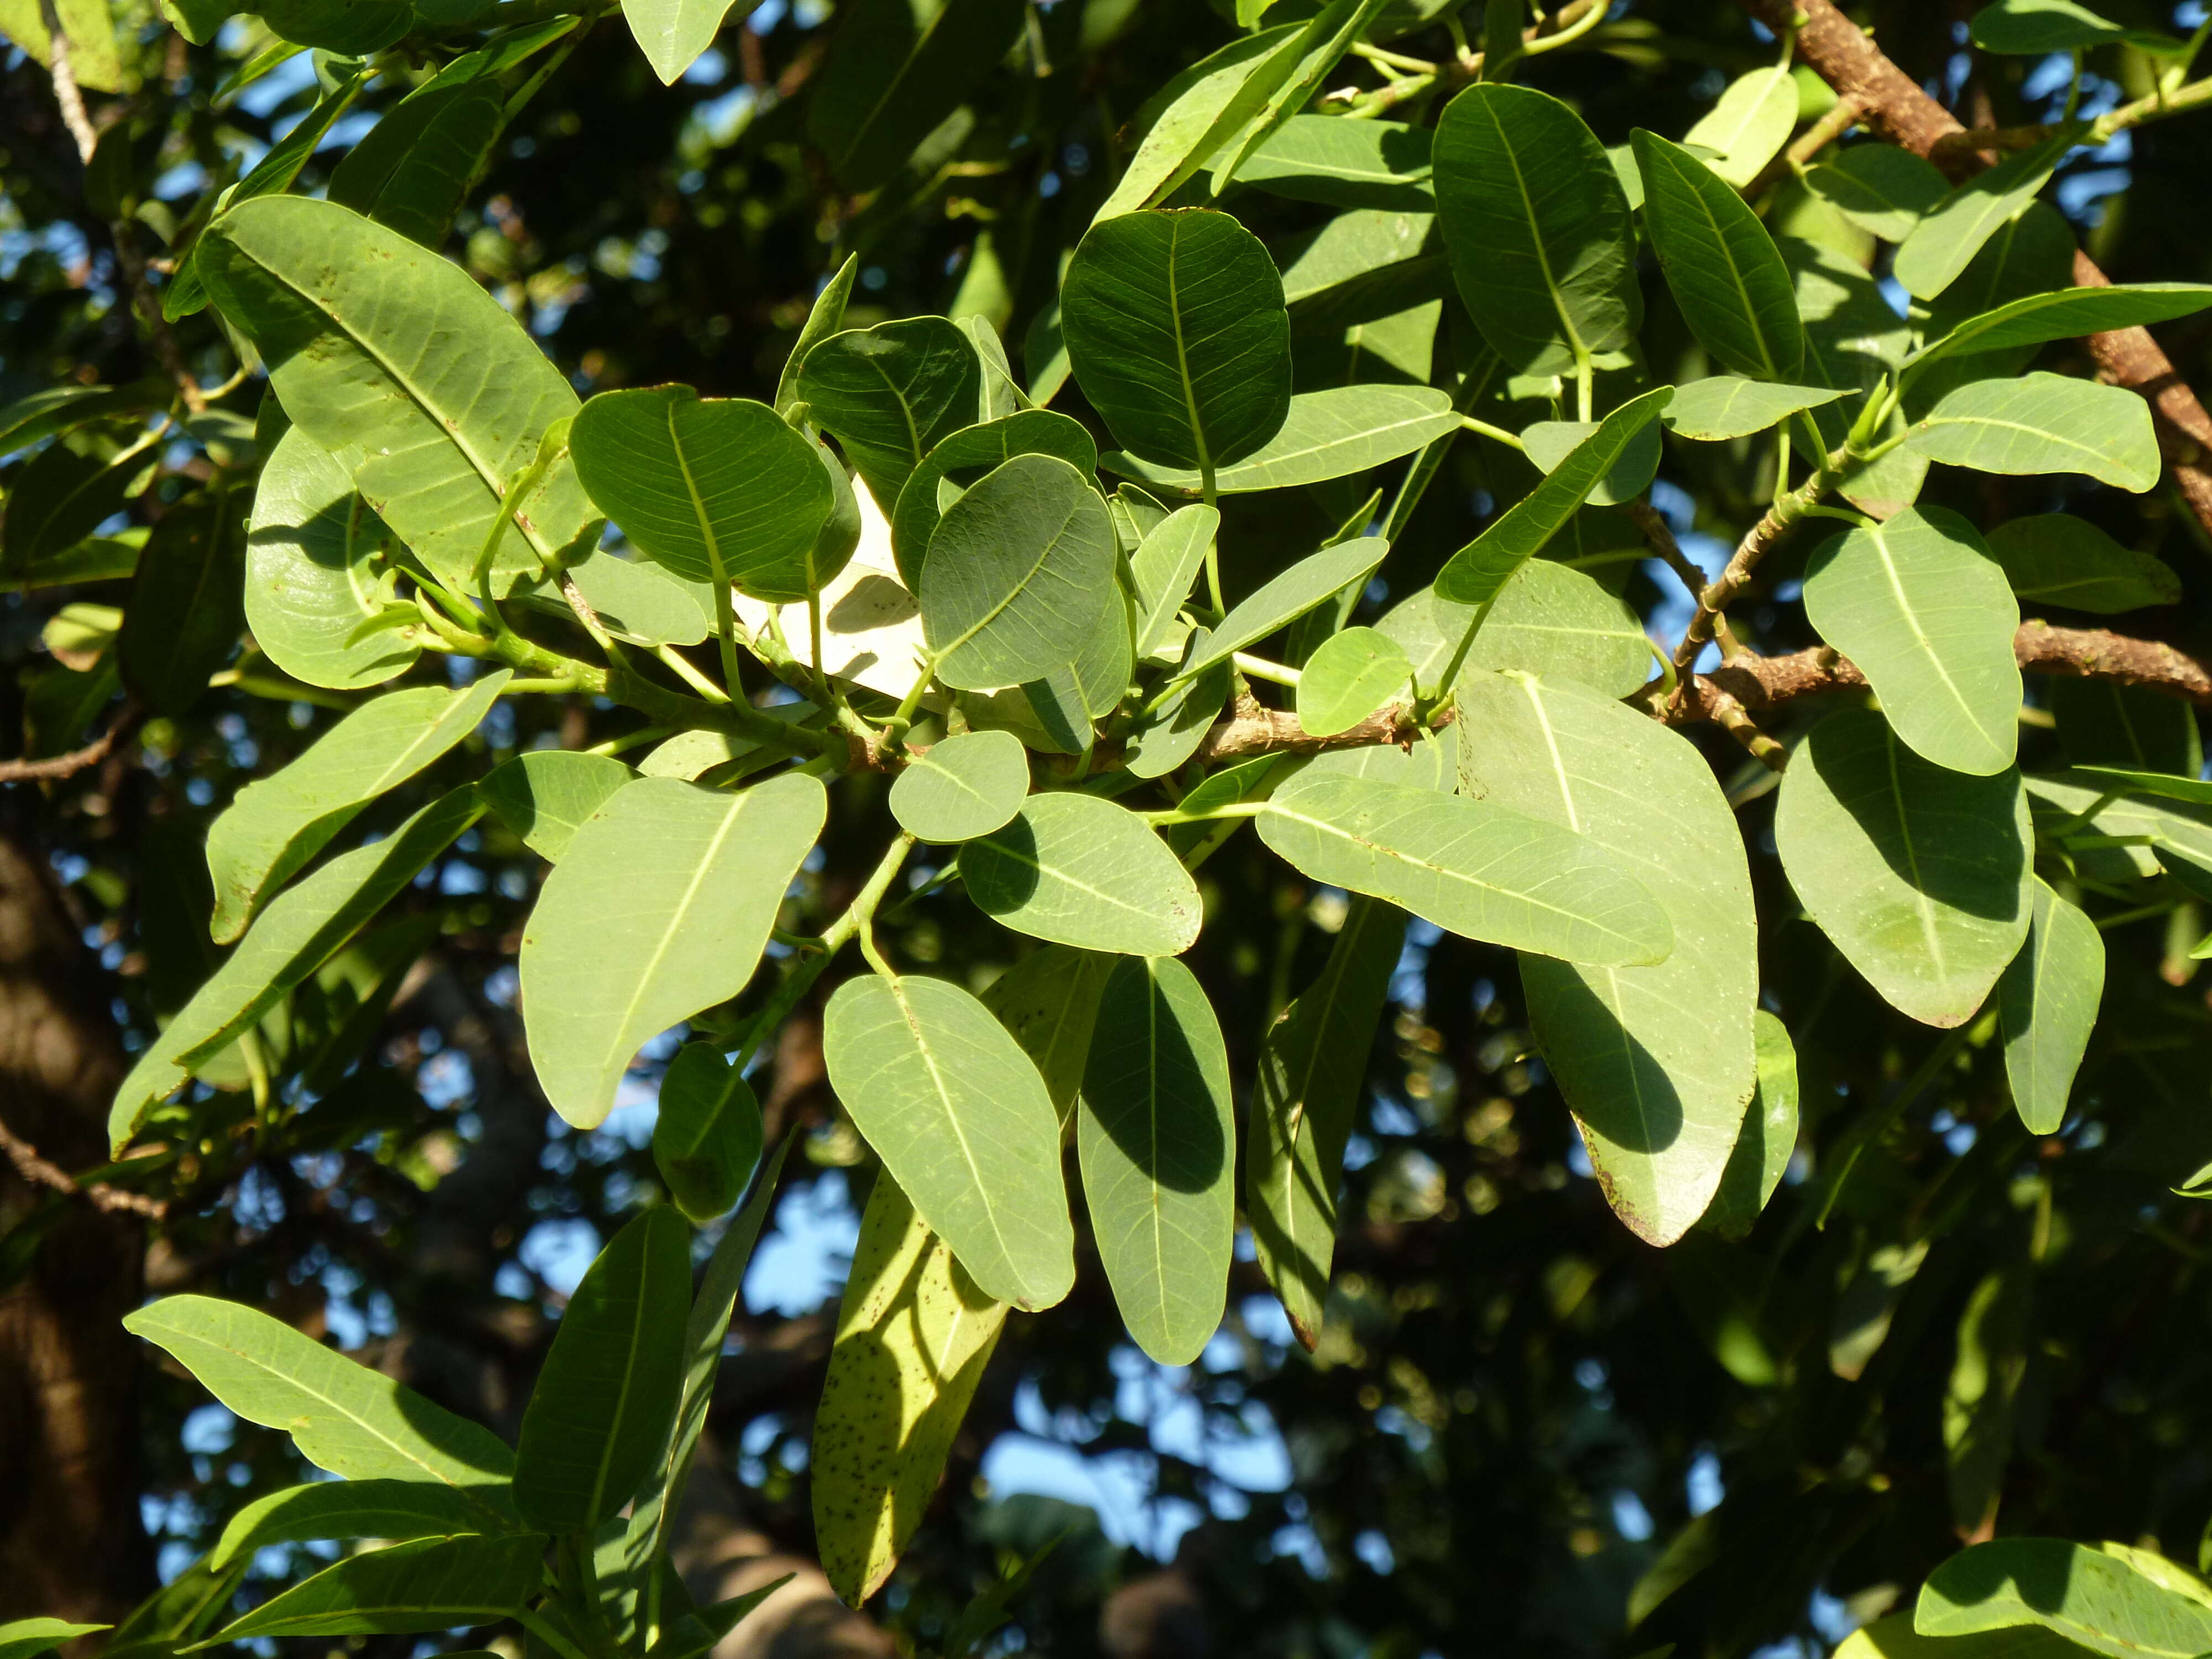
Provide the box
[0,831,151,1621]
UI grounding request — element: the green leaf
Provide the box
[327,28,568,247]
[571,386,836,602]
[1945,1264,2032,1537]
[520,773,826,1130]
[1,437,143,572]
[889,410,1097,587]
[2052,680,2200,775]
[1521,416,1661,507]
[1248,895,1402,1349]
[1078,956,1235,1365]
[2027,771,2212,888]
[623,0,752,84]
[1970,0,2179,53]
[1802,506,2021,775]
[206,674,510,943]
[1802,144,1950,243]
[654,1044,764,1222]
[1124,631,1230,780]
[1457,671,1760,1246]
[118,497,247,717]
[212,1480,510,1569]
[776,255,857,420]
[258,0,408,51]
[1633,129,1804,381]
[1434,387,1672,603]
[1433,83,1642,375]
[1207,0,1399,195]
[1026,585,1134,745]
[514,1208,691,1532]
[122,1294,514,1496]
[199,1535,544,1644]
[1176,536,1389,683]
[1908,284,2212,378]
[0,379,166,460]
[1131,504,1218,658]
[806,0,1027,191]
[0,1622,108,1659]
[983,942,1117,1119]
[1663,377,1846,441]
[1241,114,1433,210]
[0,0,123,88]
[964,793,1203,955]
[1090,25,1304,220]
[1998,877,2103,1134]
[1893,129,2076,301]
[1682,66,1799,188]
[524,549,713,648]
[796,317,981,513]
[111,790,481,1150]
[245,427,418,691]
[1700,1012,1798,1240]
[1103,384,1459,495]
[1381,562,1653,700]
[1837,1613,2088,1659]
[812,1171,1010,1605]
[1917,1539,2212,1658]
[1906,372,2161,492]
[477,751,632,862]
[1062,208,1292,473]
[1987,513,2179,613]
[918,453,1117,691]
[1259,771,1672,965]
[822,973,1074,1309]
[1774,709,2032,1027]
[199,197,597,593]
[1297,627,1413,736]
[890,728,1030,843]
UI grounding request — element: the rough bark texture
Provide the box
[0,831,150,1621]
[1736,0,2212,533]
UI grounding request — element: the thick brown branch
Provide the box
[1192,700,1443,765]
[1738,0,2212,536]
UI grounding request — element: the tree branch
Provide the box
[1736,0,2212,538]
[0,1121,165,1218]
[0,707,137,786]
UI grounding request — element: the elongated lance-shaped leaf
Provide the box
[1209,0,1398,196]
[111,789,482,1151]
[1433,388,1672,604]
[1894,127,2077,301]
[1905,372,2162,492]
[571,385,836,602]
[653,1043,764,1222]
[889,409,1096,587]
[1802,507,2022,776]
[1458,671,1759,1246]
[1172,535,1389,683]
[1061,208,1291,473]
[1632,129,1803,381]
[964,792,1203,956]
[1130,505,1217,658]
[197,197,597,593]
[1775,709,2033,1027]
[1906,283,2212,378]
[919,454,1118,691]
[1102,384,1460,495]
[213,1480,514,1569]
[1091,25,1303,219]
[1916,1538,2212,1657]
[1999,878,2104,1134]
[514,1208,690,1532]
[1249,895,1404,1350]
[196,1534,545,1644]
[823,973,1075,1308]
[776,254,857,419]
[206,672,509,943]
[1433,83,1642,374]
[0,1622,107,1659]
[245,425,419,691]
[520,772,825,1130]
[890,728,1030,843]
[622,1138,792,1596]
[1259,773,1672,966]
[1078,956,1236,1365]
[795,317,980,510]
[122,1295,515,1501]
[805,0,1027,193]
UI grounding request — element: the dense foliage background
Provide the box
[8,0,2212,1655]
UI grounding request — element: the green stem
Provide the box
[734,833,916,1071]
[708,578,745,702]
[1233,651,1300,688]
[1436,595,1500,693]
[1142,801,1265,826]
[1460,415,1524,449]
[1572,346,1594,423]
[1200,459,1223,613]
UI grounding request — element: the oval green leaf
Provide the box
[891,728,1030,843]
[1773,708,2032,1027]
[1906,372,2163,492]
[201,1535,544,1644]
[1998,877,2104,1134]
[1987,513,2180,613]
[1632,128,1804,382]
[520,772,826,1129]
[212,1479,510,1570]
[796,317,981,511]
[1102,384,1458,495]
[964,792,1202,956]
[889,410,1097,587]
[822,972,1074,1310]
[654,1043,764,1223]
[1297,626,1412,737]
[1079,956,1235,1366]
